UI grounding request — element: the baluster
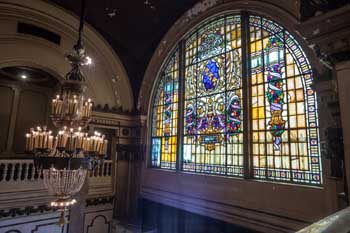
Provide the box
[103,162,107,176]
[18,163,25,181]
[0,163,6,181]
[99,164,103,177]
[27,163,32,180]
[24,162,30,181]
[4,163,9,181]
[108,162,112,176]
[21,163,28,181]
[94,164,98,177]
[34,165,39,180]
[10,163,14,181]
[11,163,16,181]
[31,163,35,180]
[0,163,5,181]
[14,163,20,181]
[6,163,13,181]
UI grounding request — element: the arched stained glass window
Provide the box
[150,13,322,185]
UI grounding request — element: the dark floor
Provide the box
[140,199,258,233]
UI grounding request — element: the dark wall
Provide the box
[141,199,258,233]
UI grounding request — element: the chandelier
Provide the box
[24,0,107,225]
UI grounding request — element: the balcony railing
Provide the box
[0,159,113,210]
[297,207,350,233]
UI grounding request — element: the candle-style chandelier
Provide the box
[25,0,107,225]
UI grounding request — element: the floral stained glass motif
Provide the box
[151,51,179,169]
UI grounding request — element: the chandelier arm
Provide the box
[76,0,87,50]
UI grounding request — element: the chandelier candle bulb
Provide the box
[68,128,74,151]
[53,136,58,150]
[25,134,31,151]
[58,100,63,115]
[103,139,108,155]
[34,132,39,149]
[62,131,68,148]
[43,133,48,149]
[97,140,100,153]
[82,103,86,118]
[73,135,78,150]
[37,130,42,149]
[87,138,91,152]
[76,133,81,149]
[48,135,53,149]
[82,137,86,150]
[52,99,57,114]
[58,132,62,148]
[66,135,71,151]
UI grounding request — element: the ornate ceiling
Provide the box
[48,0,200,101]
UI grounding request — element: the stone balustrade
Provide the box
[0,159,40,182]
[89,160,113,178]
[0,159,114,210]
[0,159,113,183]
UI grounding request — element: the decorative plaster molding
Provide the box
[185,0,221,20]
[85,196,114,207]
[91,111,143,128]
[0,205,56,219]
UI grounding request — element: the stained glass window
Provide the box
[150,13,322,185]
[151,51,179,169]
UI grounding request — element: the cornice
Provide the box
[91,111,143,127]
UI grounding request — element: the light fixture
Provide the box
[86,56,92,65]
[21,74,27,79]
[25,0,107,225]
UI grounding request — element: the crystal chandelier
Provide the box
[24,0,107,225]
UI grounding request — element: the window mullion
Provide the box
[176,41,186,171]
[241,12,253,179]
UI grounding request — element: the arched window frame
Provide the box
[150,11,322,186]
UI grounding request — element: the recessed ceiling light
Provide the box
[21,74,27,79]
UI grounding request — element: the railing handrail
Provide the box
[297,207,350,233]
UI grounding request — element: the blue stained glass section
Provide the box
[202,60,220,91]
[151,138,161,167]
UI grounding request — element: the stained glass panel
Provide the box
[151,51,179,169]
[249,16,322,184]
[183,15,243,176]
